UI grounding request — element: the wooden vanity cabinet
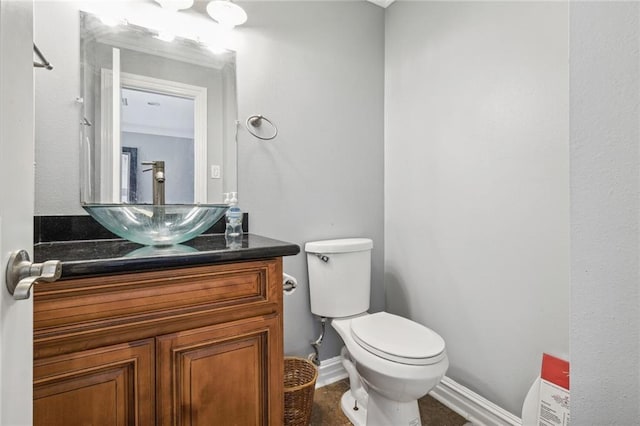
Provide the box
[33,258,284,426]
[34,339,155,426]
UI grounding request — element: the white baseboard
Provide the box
[430,377,522,426]
[315,355,348,389]
[315,359,521,426]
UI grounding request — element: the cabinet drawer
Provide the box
[34,259,283,358]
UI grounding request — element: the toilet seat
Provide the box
[350,312,446,365]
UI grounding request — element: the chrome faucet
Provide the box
[142,161,165,205]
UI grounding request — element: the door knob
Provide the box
[5,250,61,300]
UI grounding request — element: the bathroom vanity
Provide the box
[33,234,299,426]
[30,5,293,424]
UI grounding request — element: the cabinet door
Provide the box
[157,314,283,426]
[34,339,155,426]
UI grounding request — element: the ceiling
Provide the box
[121,88,195,139]
[365,0,396,8]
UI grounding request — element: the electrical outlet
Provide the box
[211,165,221,179]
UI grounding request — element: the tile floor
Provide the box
[310,379,469,426]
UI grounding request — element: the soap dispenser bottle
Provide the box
[225,192,243,248]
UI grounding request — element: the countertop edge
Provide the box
[35,234,301,279]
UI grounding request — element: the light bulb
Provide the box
[154,0,195,11]
[206,1,247,28]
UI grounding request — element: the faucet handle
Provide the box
[142,160,165,174]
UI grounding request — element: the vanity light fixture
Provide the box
[205,0,247,28]
[153,0,195,11]
[152,0,247,30]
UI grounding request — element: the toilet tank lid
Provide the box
[305,238,373,254]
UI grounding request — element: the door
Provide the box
[156,315,283,426]
[33,339,155,426]
[0,1,35,425]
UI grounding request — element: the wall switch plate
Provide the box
[211,165,221,179]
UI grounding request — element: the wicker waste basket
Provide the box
[284,357,318,426]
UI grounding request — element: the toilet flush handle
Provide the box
[315,254,330,263]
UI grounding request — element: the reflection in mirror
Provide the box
[80,11,237,205]
[121,86,196,203]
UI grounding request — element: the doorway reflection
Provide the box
[121,88,195,204]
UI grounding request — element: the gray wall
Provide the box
[34,2,84,215]
[570,2,640,423]
[235,1,385,358]
[121,132,194,204]
[385,2,569,416]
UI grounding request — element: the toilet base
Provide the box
[341,389,422,426]
[341,390,367,426]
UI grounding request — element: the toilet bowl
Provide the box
[306,238,449,426]
[333,313,449,426]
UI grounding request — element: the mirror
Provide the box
[80,11,237,205]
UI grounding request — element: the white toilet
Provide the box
[306,238,449,426]
[521,378,541,425]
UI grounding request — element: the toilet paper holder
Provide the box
[283,272,297,293]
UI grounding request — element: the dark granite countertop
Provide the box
[34,234,300,279]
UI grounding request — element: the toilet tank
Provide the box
[305,238,373,318]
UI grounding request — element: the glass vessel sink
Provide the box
[83,204,229,246]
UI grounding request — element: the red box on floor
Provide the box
[538,353,570,426]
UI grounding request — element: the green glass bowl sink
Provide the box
[83,204,229,246]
